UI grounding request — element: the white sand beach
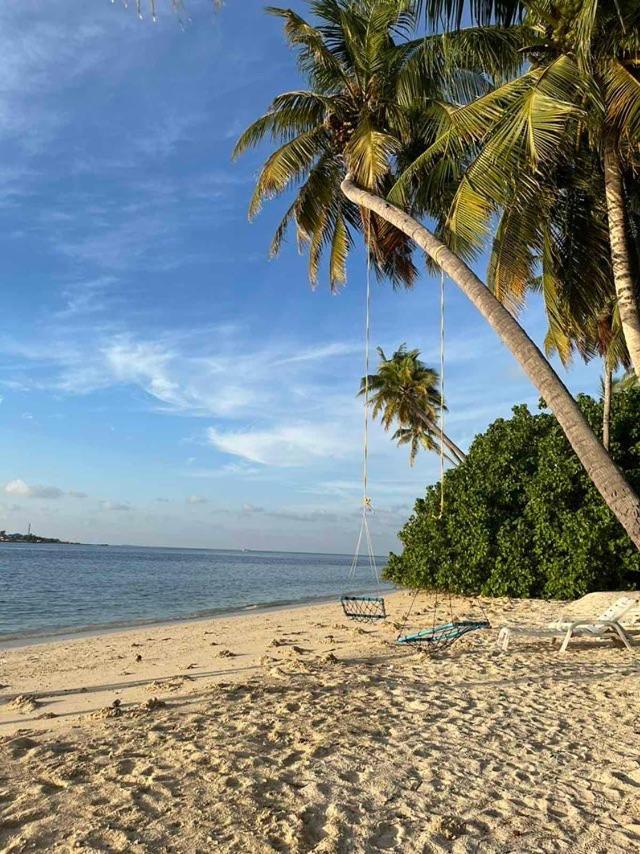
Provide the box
[1,591,639,852]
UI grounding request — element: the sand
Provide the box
[1,590,639,852]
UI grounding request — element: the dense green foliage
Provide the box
[385,388,640,598]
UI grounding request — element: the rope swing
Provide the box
[341,216,386,623]
[395,265,490,654]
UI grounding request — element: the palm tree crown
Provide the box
[360,344,466,464]
[234,0,521,290]
[392,0,640,373]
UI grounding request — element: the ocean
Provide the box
[0,543,392,642]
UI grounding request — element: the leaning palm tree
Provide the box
[240,0,640,547]
[360,344,466,464]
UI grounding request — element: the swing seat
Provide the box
[341,595,387,623]
[397,620,490,653]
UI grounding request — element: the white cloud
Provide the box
[5,330,361,424]
[242,503,264,513]
[101,500,131,512]
[186,495,208,505]
[0,7,114,151]
[183,463,263,479]
[4,479,64,499]
[55,276,116,319]
[272,342,360,366]
[207,423,351,467]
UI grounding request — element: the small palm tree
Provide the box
[360,344,466,464]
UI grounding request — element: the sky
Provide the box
[0,0,602,552]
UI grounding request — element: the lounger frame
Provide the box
[497,619,633,652]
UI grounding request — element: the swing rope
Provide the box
[341,216,386,623]
[348,213,379,585]
[395,266,489,651]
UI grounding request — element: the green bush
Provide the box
[384,389,640,599]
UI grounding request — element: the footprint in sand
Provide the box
[434,814,467,840]
[287,645,311,656]
[10,694,41,714]
[5,736,41,758]
[141,697,166,712]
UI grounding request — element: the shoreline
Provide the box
[0,589,415,734]
[0,585,394,650]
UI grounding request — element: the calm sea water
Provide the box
[0,543,392,642]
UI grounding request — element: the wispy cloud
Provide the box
[207,422,352,468]
[0,6,116,152]
[271,342,360,366]
[100,500,131,512]
[5,479,65,500]
[0,329,362,421]
[186,495,208,505]
[54,276,118,320]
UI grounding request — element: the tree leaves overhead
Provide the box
[236,0,522,290]
[247,128,328,220]
[604,57,640,148]
[416,0,524,28]
[392,0,639,375]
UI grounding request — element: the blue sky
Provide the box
[0,0,602,552]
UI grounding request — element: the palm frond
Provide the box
[604,57,640,146]
[488,197,541,312]
[267,6,352,92]
[328,209,351,289]
[233,91,329,159]
[248,128,326,219]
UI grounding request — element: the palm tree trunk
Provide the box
[603,138,640,378]
[602,364,612,451]
[439,430,466,463]
[341,174,640,550]
[415,409,466,462]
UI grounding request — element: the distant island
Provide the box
[0,530,80,545]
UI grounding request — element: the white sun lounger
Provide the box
[497,594,638,653]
